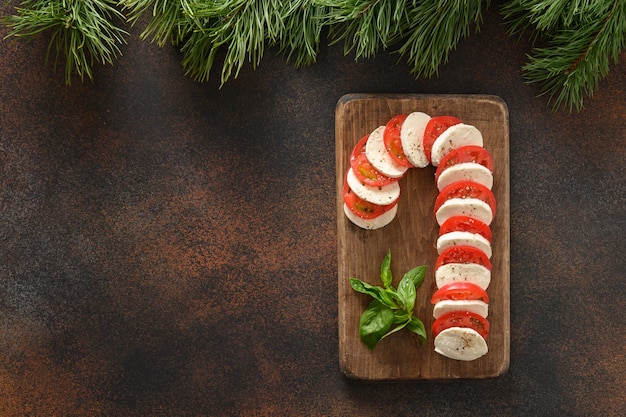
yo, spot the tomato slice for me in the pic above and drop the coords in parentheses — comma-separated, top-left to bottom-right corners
(349, 134, 398, 187)
(431, 282, 490, 304)
(342, 180, 397, 219)
(423, 116, 462, 162)
(435, 145, 494, 183)
(439, 215, 492, 243)
(432, 310, 490, 339)
(383, 114, 413, 168)
(434, 180, 496, 215)
(435, 245, 492, 271)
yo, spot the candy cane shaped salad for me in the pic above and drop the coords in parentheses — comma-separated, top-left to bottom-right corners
(342, 112, 496, 361)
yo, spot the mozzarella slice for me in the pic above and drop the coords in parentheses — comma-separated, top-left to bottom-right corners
(400, 111, 431, 168)
(343, 202, 398, 230)
(431, 124, 483, 166)
(435, 197, 493, 226)
(365, 126, 409, 178)
(435, 262, 491, 290)
(346, 167, 400, 206)
(437, 231, 492, 258)
(434, 327, 488, 361)
(437, 162, 493, 191)
(433, 299, 489, 319)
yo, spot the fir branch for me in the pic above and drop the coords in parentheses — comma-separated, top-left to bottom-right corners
(501, 0, 590, 37)
(178, 0, 291, 84)
(316, 0, 412, 60)
(126, 0, 326, 83)
(397, 0, 488, 78)
(277, 0, 326, 67)
(2, 0, 128, 85)
(503, 0, 626, 112)
(122, 0, 194, 47)
(2, 0, 624, 113)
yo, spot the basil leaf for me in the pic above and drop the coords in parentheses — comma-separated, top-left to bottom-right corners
(380, 250, 392, 289)
(402, 265, 427, 288)
(350, 251, 428, 350)
(380, 320, 409, 340)
(392, 310, 410, 324)
(349, 278, 397, 308)
(384, 287, 400, 308)
(406, 317, 427, 343)
(396, 273, 417, 313)
(359, 300, 394, 350)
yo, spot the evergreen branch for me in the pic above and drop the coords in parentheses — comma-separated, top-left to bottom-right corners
(2, 0, 128, 85)
(177, 23, 217, 83)
(316, 0, 412, 60)
(277, 0, 326, 67)
(122, 0, 194, 47)
(2, 0, 624, 113)
(177, 0, 291, 84)
(503, 0, 626, 112)
(397, 0, 488, 78)
(501, 0, 590, 37)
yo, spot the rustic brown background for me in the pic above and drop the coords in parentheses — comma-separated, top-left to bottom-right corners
(1, 2, 624, 416)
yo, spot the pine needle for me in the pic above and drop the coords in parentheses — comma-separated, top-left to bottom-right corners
(317, 0, 412, 60)
(3, 0, 128, 85)
(502, 0, 626, 112)
(123, 0, 193, 47)
(278, 1, 327, 67)
(177, 0, 290, 84)
(397, 0, 488, 78)
(2, 0, 624, 112)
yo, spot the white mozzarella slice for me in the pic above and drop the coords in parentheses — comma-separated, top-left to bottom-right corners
(435, 263, 491, 290)
(365, 126, 409, 178)
(435, 197, 493, 226)
(437, 162, 493, 191)
(431, 124, 483, 166)
(346, 167, 400, 206)
(434, 327, 488, 361)
(437, 231, 492, 258)
(343, 203, 398, 230)
(400, 111, 431, 168)
(432, 299, 489, 319)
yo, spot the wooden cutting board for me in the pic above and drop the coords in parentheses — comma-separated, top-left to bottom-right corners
(336, 94, 510, 380)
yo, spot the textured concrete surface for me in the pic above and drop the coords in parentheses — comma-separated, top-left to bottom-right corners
(1, 2, 625, 416)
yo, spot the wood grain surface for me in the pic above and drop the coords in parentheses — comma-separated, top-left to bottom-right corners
(336, 94, 510, 380)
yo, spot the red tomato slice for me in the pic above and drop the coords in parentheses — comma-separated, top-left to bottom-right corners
(423, 115, 462, 162)
(431, 282, 490, 304)
(435, 245, 492, 271)
(383, 114, 413, 168)
(434, 180, 496, 215)
(432, 310, 490, 339)
(342, 180, 397, 219)
(349, 134, 398, 187)
(439, 215, 492, 243)
(435, 145, 494, 183)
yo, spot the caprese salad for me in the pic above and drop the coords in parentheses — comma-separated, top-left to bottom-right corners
(342, 111, 496, 361)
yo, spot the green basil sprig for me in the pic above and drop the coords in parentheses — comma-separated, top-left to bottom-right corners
(350, 251, 427, 350)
